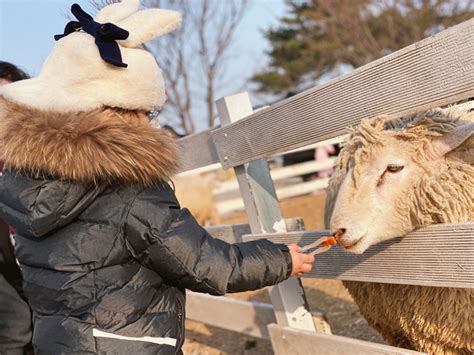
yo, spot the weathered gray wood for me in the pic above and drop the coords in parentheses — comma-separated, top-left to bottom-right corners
(211, 19, 474, 168)
(204, 218, 304, 244)
(177, 127, 219, 173)
(186, 292, 329, 339)
(268, 324, 425, 355)
(186, 292, 276, 339)
(216, 93, 317, 332)
(244, 222, 474, 288)
(282, 217, 305, 233)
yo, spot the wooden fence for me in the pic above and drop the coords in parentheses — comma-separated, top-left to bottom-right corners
(179, 19, 474, 354)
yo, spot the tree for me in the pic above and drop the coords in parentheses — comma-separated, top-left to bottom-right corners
(93, 0, 248, 134)
(253, 0, 474, 95)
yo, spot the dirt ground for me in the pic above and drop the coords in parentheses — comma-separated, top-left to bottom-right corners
(183, 192, 385, 354)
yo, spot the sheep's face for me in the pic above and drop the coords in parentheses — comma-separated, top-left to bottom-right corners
(327, 111, 473, 254)
(328, 135, 422, 254)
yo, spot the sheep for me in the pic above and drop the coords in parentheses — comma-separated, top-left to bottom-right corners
(324, 102, 473, 355)
(173, 174, 220, 226)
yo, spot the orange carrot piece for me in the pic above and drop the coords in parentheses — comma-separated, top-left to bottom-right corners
(323, 236, 337, 247)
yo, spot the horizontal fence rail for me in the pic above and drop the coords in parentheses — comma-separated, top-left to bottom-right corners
(186, 292, 329, 339)
(178, 134, 343, 175)
(209, 19, 474, 169)
(178, 128, 219, 173)
(244, 222, 474, 288)
(268, 325, 425, 355)
(186, 292, 276, 339)
(204, 218, 304, 243)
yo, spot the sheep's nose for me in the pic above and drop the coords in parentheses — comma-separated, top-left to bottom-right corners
(333, 228, 346, 239)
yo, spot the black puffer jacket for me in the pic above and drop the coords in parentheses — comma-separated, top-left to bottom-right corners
(0, 101, 292, 354)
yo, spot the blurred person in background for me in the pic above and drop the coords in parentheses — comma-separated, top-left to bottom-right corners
(314, 144, 338, 178)
(0, 61, 32, 355)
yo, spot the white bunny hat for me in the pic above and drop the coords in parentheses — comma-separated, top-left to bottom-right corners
(1, 0, 181, 112)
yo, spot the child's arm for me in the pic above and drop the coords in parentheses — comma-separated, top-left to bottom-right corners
(125, 184, 313, 295)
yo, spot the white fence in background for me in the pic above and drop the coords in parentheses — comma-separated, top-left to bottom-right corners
(178, 139, 343, 215)
(214, 156, 336, 214)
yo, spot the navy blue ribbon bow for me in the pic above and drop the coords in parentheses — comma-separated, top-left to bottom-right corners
(55, 4, 129, 68)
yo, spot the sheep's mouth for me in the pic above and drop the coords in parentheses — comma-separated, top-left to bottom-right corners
(340, 239, 361, 249)
(338, 233, 367, 251)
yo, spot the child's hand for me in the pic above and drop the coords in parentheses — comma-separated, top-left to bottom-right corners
(288, 244, 315, 277)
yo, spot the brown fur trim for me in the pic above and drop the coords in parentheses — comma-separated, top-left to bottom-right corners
(0, 98, 180, 186)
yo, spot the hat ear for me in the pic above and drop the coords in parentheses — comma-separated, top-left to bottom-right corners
(95, 0, 140, 24)
(117, 9, 182, 48)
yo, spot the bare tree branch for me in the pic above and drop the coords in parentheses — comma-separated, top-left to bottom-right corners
(191, 0, 249, 127)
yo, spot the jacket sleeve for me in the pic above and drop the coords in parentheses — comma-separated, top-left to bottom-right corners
(125, 183, 292, 295)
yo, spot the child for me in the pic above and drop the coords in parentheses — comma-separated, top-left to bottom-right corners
(0, 2, 314, 354)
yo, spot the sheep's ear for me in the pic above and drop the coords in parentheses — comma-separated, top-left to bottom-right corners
(426, 122, 473, 160)
(95, 0, 140, 24)
(118, 9, 182, 48)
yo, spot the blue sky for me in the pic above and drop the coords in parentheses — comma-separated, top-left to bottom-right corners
(0, 1, 287, 76)
(0, 0, 288, 130)
(0, 0, 96, 75)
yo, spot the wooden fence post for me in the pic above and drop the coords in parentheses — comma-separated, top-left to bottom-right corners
(216, 92, 316, 331)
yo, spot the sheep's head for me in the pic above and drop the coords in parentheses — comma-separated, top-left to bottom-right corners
(325, 105, 473, 254)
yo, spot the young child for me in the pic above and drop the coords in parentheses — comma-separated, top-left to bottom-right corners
(0, 2, 314, 354)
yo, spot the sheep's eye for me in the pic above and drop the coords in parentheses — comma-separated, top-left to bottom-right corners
(386, 164, 404, 173)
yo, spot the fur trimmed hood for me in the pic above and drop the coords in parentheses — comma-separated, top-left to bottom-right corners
(0, 98, 179, 186)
